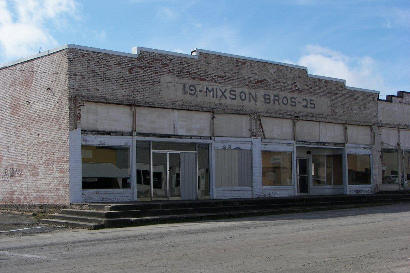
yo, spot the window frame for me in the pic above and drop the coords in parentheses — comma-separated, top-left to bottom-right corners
(347, 153, 372, 186)
(311, 154, 343, 187)
(381, 148, 399, 184)
(81, 144, 133, 190)
(261, 150, 293, 187)
(261, 143, 295, 189)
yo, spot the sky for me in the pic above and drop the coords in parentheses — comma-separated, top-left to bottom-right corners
(0, 0, 409, 98)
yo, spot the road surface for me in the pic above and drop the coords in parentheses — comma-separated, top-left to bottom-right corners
(1, 203, 410, 273)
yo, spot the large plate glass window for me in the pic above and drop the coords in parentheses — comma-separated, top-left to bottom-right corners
(382, 149, 399, 184)
(197, 144, 210, 199)
(406, 151, 410, 181)
(347, 154, 371, 185)
(262, 151, 292, 186)
(312, 155, 343, 186)
(82, 145, 131, 189)
(136, 142, 151, 199)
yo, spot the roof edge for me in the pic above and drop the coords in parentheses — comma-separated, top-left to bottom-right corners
(346, 86, 380, 94)
(135, 46, 197, 59)
(308, 74, 346, 83)
(0, 44, 384, 96)
(0, 45, 69, 70)
(194, 48, 307, 70)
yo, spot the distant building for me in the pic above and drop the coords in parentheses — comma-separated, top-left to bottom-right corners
(0, 45, 409, 204)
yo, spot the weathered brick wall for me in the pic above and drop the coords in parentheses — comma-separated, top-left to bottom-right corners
(67, 48, 379, 130)
(0, 51, 70, 204)
(385, 91, 410, 104)
(378, 94, 410, 128)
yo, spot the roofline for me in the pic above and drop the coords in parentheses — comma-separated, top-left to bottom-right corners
(0, 45, 69, 70)
(135, 46, 197, 59)
(194, 48, 307, 70)
(308, 74, 346, 83)
(346, 86, 380, 94)
(0, 43, 382, 95)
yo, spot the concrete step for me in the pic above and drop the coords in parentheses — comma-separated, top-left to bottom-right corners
(62, 202, 339, 219)
(40, 218, 104, 229)
(61, 209, 142, 219)
(49, 214, 105, 224)
(38, 194, 410, 230)
(102, 198, 340, 212)
(102, 202, 390, 228)
(98, 195, 409, 212)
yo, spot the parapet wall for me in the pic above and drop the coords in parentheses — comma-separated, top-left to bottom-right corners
(67, 46, 379, 131)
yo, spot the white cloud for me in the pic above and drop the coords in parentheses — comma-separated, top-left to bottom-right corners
(156, 6, 178, 20)
(0, 0, 77, 61)
(381, 7, 410, 29)
(196, 25, 245, 54)
(298, 45, 385, 92)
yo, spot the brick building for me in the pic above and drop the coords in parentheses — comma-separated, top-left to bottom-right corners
(0, 45, 409, 204)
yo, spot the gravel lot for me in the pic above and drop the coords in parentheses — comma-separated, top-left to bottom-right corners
(0, 203, 409, 273)
(0, 212, 67, 237)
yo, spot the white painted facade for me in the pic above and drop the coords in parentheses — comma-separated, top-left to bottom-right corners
(66, 101, 408, 203)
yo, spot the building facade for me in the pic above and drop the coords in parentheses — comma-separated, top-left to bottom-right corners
(0, 45, 409, 204)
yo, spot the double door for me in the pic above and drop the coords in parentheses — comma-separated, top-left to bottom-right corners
(152, 151, 197, 200)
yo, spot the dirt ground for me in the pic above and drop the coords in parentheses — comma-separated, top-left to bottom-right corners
(0, 212, 67, 236)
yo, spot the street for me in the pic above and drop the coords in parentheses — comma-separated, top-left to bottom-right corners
(1, 203, 410, 273)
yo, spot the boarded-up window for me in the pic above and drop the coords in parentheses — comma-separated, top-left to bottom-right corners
(262, 151, 292, 186)
(215, 149, 252, 187)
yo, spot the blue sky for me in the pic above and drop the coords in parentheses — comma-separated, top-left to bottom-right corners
(0, 0, 409, 98)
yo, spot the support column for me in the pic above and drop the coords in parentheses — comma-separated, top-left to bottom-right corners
(343, 146, 348, 195)
(69, 128, 83, 203)
(132, 136, 137, 200)
(252, 137, 262, 198)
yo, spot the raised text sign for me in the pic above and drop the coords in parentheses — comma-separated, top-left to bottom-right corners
(161, 76, 330, 114)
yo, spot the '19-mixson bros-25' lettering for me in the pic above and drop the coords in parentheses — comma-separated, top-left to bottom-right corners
(182, 83, 316, 109)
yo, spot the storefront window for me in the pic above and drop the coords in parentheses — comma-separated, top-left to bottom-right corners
(262, 151, 292, 186)
(382, 149, 399, 184)
(348, 154, 371, 185)
(329, 155, 343, 185)
(82, 145, 131, 189)
(215, 149, 252, 187)
(312, 155, 326, 186)
(405, 151, 410, 182)
(136, 142, 151, 199)
(197, 144, 210, 198)
(312, 155, 343, 186)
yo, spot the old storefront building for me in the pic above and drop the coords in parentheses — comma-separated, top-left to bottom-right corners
(0, 45, 409, 204)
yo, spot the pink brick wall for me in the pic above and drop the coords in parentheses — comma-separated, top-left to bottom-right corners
(0, 51, 70, 204)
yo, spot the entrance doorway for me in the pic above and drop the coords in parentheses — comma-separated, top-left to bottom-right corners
(152, 151, 197, 200)
(297, 158, 309, 194)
